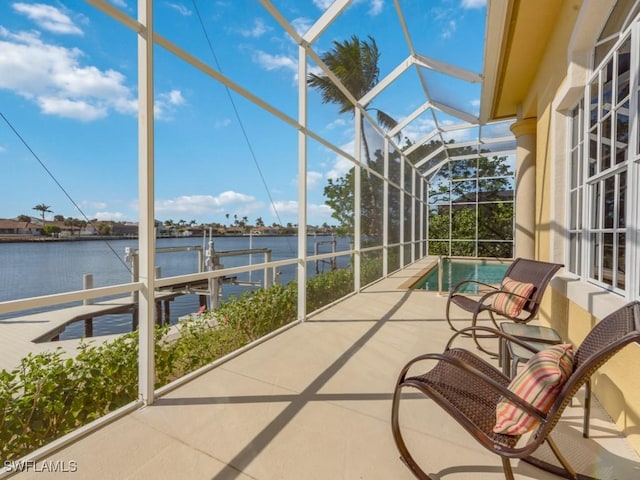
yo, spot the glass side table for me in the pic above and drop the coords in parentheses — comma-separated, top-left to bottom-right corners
(499, 322, 592, 438)
(499, 322, 562, 378)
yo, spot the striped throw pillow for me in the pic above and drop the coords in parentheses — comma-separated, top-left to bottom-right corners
(494, 343, 574, 435)
(492, 277, 535, 317)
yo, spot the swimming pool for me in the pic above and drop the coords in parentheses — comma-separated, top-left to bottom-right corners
(413, 258, 509, 293)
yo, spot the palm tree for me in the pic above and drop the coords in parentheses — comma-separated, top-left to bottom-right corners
(307, 35, 399, 239)
(307, 35, 399, 167)
(32, 204, 52, 230)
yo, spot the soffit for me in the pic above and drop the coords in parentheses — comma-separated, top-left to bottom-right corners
(482, 0, 564, 121)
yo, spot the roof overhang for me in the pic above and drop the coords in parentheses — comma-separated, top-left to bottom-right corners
(480, 0, 564, 122)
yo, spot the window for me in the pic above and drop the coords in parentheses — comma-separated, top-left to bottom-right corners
(568, 15, 635, 294)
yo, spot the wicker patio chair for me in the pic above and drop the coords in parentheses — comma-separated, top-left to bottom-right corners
(391, 301, 640, 480)
(445, 257, 563, 355)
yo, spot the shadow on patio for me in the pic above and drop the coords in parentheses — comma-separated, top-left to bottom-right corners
(10, 260, 640, 480)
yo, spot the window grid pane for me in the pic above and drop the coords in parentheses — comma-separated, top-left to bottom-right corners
(569, 28, 633, 293)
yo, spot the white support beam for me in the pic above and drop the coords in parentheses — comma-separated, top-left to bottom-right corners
(414, 145, 444, 169)
(413, 53, 483, 83)
(389, 100, 432, 138)
(422, 159, 450, 179)
(394, 0, 416, 56)
(297, 44, 308, 322)
(137, 0, 155, 406)
(440, 121, 478, 132)
(399, 151, 405, 268)
(431, 100, 480, 124)
(259, 0, 304, 46)
(419, 175, 425, 257)
(479, 149, 517, 159)
(411, 163, 416, 263)
(446, 139, 481, 149)
(480, 135, 517, 144)
(360, 56, 413, 107)
(303, 0, 352, 44)
(383, 138, 389, 277)
(85, 0, 142, 32)
(354, 109, 362, 292)
(403, 130, 440, 156)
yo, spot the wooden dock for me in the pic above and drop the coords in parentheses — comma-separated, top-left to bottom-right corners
(0, 287, 206, 373)
(0, 298, 134, 372)
(0, 242, 274, 372)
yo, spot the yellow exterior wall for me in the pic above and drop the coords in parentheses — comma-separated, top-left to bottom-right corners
(517, 0, 640, 453)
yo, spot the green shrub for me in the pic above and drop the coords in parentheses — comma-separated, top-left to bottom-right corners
(0, 334, 139, 462)
(306, 267, 354, 312)
(0, 263, 370, 462)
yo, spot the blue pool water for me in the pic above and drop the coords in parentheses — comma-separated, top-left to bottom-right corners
(414, 258, 509, 293)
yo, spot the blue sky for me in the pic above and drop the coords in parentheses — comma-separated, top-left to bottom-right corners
(0, 0, 487, 227)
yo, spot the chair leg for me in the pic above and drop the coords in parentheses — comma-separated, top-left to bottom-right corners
(471, 313, 499, 357)
(522, 435, 582, 480)
(583, 379, 592, 438)
(445, 297, 462, 333)
(391, 385, 435, 480)
(510, 356, 521, 379)
(501, 457, 515, 480)
(547, 435, 578, 479)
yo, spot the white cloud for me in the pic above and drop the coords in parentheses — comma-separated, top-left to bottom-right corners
(268, 200, 332, 225)
(368, 0, 384, 16)
(461, 0, 486, 9)
(252, 50, 300, 82)
(83, 201, 108, 210)
(0, 28, 137, 121)
(215, 118, 232, 128)
(271, 200, 298, 217)
(94, 211, 127, 221)
(253, 51, 296, 72)
(155, 89, 186, 120)
(166, 90, 185, 105)
(155, 192, 261, 217)
(441, 20, 457, 39)
(401, 116, 437, 143)
(326, 118, 347, 130)
(166, 2, 192, 16)
(307, 171, 324, 189)
(326, 151, 354, 181)
(308, 203, 333, 221)
(0, 145, 6, 154)
(38, 96, 107, 120)
(313, 0, 384, 15)
(12, 2, 83, 35)
(240, 18, 271, 38)
(291, 17, 312, 36)
(312, 0, 334, 9)
(109, 0, 129, 7)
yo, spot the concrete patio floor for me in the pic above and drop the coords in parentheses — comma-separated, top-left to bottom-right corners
(8, 259, 640, 479)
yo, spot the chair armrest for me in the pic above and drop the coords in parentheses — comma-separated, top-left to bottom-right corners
(449, 279, 498, 296)
(396, 351, 548, 424)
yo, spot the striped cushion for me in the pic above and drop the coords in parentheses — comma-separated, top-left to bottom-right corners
(492, 277, 535, 317)
(494, 343, 574, 435)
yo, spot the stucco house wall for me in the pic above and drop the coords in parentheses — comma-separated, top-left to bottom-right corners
(513, 0, 640, 453)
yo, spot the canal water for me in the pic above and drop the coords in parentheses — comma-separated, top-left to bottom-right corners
(0, 235, 352, 339)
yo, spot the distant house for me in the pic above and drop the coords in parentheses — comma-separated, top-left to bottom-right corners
(223, 227, 244, 236)
(47, 220, 75, 237)
(0, 219, 41, 235)
(111, 222, 139, 236)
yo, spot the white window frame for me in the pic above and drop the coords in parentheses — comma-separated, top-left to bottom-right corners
(568, 17, 640, 300)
